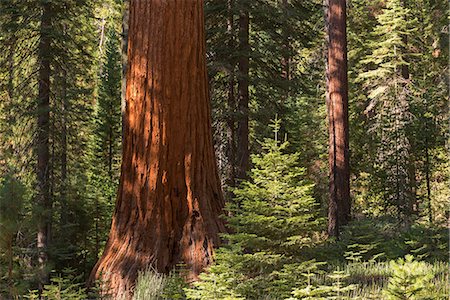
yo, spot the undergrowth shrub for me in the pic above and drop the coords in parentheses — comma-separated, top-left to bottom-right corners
(132, 268, 166, 300)
(384, 255, 445, 300)
(25, 268, 87, 300)
(290, 269, 358, 299)
(131, 267, 187, 300)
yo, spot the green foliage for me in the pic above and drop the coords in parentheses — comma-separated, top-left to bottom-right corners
(184, 263, 245, 300)
(340, 218, 400, 263)
(0, 0, 448, 298)
(131, 267, 187, 300)
(161, 271, 188, 300)
(86, 21, 122, 262)
(290, 258, 448, 300)
(325, 218, 449, 264)
(205, 0, 327, 205)
(229, 119, 322, 252)
(350, 0, 448, 222)
(0, 174, 31, 298)
(132, 268, 166, 300)
(358, 0, 417, 218)
(188, 122, 323, 299)
(291, 269, 358, 300)
(26, 269, 87, 300)
(403, 225, 448, 261)
(384, 255, 434, 300)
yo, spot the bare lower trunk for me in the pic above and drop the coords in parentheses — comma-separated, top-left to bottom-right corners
(90, 1, 225, 297)
(326, 0, 350, 237)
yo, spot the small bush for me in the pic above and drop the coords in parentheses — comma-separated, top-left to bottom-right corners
(131, 267, 187, 300)
(25, 268, 87, 300)
(384, 255, 435, 300)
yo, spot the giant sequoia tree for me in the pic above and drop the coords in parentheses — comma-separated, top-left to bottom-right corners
(90, 0, 225, 296)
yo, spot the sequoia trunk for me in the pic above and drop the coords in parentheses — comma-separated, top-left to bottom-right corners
(326, 0, 350, 237)
(90, 0, 225, 297)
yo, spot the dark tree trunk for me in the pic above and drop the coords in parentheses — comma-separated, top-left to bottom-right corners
(326, 0, 350, 238)
(425, 133, 432, 223)
(236, 8, 250, 181)
(61, 68, 67, 224)
(37, 2, 52, 292)
(225, 0, 236, 199)
(279, 0, 290, 138)
(90, 0, 225, 297)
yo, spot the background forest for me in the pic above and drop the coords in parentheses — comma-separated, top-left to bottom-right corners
(0, 0, 448, 299)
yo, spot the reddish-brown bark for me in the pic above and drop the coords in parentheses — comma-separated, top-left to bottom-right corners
(326, 0, 350, 237)
(90, 0, 225, 297)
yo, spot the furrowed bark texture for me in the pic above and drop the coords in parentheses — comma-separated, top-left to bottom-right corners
(90, 0, 225, 296)
(327, 0, 350, 237)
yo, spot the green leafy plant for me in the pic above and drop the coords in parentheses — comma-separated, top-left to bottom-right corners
(384, 255, 434, 300)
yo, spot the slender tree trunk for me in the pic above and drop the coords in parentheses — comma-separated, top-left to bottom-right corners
(61, 68, 67, 227)
(236, 7, 250, 181)
(7, 236, 13, 296)
(279, 0, 290, 138)
(424, 124, 432, 223)
(90, 1, 225, 297)
(326, 0, 350, 237)
(225, 0, 236, 199)
(7, 181, 14, 297)
(37, 2, 52, 292)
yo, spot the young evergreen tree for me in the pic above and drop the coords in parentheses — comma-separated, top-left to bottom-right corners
(188, 120, 323, 299)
